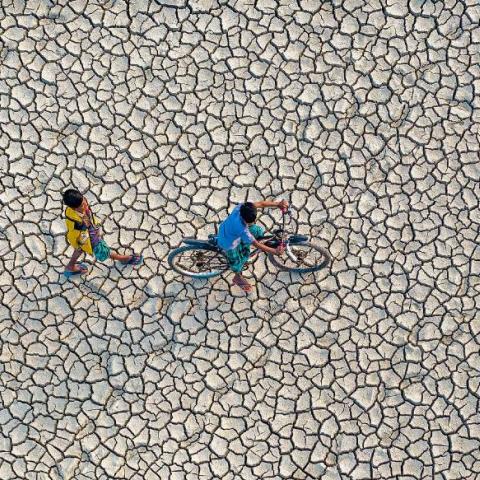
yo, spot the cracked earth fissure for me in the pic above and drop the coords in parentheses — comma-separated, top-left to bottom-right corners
(1, 1, 480, 479)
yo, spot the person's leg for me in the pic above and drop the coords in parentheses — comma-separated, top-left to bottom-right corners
(66, 249, 87, 272)
(249, 224, 265, 239)
(232, 272, 252, 292)
(110, 252, 132, 262)
(246, 224, 265, 262)
(226, 244, 252, 293)
(110, 251, 143, 265)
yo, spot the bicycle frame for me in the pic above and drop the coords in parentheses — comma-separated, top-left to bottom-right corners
(278, 207, 309, 263)
(249, 207, 309, 261)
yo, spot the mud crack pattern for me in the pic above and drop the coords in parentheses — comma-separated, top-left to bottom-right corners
(1, 1, 480, 479)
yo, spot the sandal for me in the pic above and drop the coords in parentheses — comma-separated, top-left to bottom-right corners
(121, 254, 143, 266)
(64, 262, 88, 278)
(233, 274, 252, 293)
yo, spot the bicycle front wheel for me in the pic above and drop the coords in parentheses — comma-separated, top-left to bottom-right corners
(168, 246, 228, 279)
(268, 242, 330, 273)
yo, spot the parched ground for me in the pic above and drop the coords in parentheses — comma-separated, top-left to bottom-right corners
(1, 1, 480, 479)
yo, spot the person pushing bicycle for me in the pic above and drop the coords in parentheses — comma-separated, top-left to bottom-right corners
(217, 200, 288, 293)
(168, 201, 329, 281)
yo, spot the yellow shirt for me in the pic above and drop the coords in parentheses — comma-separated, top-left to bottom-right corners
(64, 207, 99, 255)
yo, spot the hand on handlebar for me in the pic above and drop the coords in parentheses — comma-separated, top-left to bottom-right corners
(276, 244, 286, 256)
(279, 200, 289, 213)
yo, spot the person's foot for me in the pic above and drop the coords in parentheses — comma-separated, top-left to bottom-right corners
(232, 274, 252, 293)
(120, 254, 143, 266)
(64, 263, 88, 276)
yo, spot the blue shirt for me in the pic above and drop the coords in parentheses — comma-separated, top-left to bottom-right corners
(217, 204, 254, 251)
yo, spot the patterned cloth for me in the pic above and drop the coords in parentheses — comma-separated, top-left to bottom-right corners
(85, 206, 110, 261)
(64, 206, 95, 255)
(92, 239, 110, 261)
(65, 205, 110, 261)
(87, 223, 102, 248)
(223, 224, 264, 272)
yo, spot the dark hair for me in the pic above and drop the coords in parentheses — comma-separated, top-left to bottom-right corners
(240, 202, 257, 224)
(63, 189, 83, 208)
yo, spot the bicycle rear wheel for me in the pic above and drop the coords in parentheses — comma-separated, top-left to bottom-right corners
(268, 242, 330, 273)
(168, 246, 228, 279)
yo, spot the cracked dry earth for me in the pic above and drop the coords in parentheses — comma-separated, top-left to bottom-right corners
(0, 1, 480, 479)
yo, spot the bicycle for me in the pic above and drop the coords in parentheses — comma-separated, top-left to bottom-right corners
(167, 208, 330, 279)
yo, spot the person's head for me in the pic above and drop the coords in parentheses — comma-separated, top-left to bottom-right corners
(63, 189, 85, 210)
(240, 202, 257, 225)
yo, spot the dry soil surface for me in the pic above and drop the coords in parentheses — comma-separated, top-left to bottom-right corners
(1, 1, 480, 479)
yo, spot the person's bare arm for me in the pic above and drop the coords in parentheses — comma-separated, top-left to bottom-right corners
(253, 200, 289, 210)
(252, 239, 284, 256)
